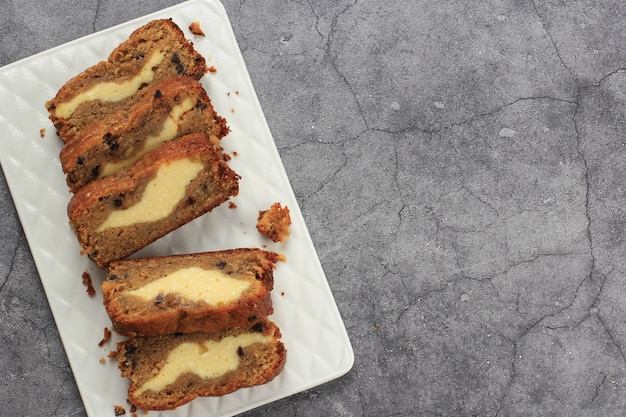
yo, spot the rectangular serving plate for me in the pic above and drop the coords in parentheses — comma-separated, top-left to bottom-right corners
(0, 1, 354, 416)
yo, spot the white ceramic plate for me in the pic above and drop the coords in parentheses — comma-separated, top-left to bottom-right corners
(0, 1, 354, 416)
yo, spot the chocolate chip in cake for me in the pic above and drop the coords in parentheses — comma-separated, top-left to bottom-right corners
(113, 198, 123, 207)
(77, 156, 84, 165)
(91, 165, 100, 178)
(171, 52, 185, 75)
(247, 314, 257, 322)
(251, 322, 264, 333)
(237, 346, 244, 357)
(155, 294, 164, 305)
(154, 89, 162, 99)
(103, 133, 119, 151)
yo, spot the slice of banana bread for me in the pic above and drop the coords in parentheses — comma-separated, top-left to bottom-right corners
(117, 320, 286, 410)
(67, 133, 239, 268)
(46, 19, 207, 142)
(59, 76, 229, 193)
(102, 249, 284, 336)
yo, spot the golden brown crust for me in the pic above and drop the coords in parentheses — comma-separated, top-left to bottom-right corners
(188, 22, 205, 37)
(59, 76, 229, 193)
(257, 202, 292, 243)
(117, 320, 286, 410)
(47, 19, 207, 143)
(102, 249, 284, 336)
(67, 134, 239, 268)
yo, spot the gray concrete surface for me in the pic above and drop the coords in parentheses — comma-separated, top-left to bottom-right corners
(1, 0, 625, 416)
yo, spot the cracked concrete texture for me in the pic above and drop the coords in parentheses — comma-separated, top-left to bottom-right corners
(0, 0, 625, 416)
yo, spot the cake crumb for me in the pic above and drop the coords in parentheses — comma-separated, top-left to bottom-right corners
(99, 357, 106, 364)
(256, 202, 291, 243)
(189, 21, 205, 36)
(108, 349, 119, 359)
(229, 201, 237, 209)
(113, 405, 126, 416)
(99, 327, 112, 347)
(233, 151, 238, 157)
(223, 152, 232, 162)
(39, 128, 46, 138)
(231, 107, 235, 113)
(82, 271, 96, 297)
(208, 65, 217, 73)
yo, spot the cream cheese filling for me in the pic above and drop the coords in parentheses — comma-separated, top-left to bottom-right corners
(99, 97, 195, 177)
(55, 51, 166, 118)
(135, 333, 269, 395)
(124, 267, 251, 304)
(96, 158, 203, 231)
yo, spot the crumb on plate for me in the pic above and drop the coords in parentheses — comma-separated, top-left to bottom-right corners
(82, 271, 96, 297)
(256, 202, 291, 243)
(98, 327, 112, 347)
(189, 21, 205, 36)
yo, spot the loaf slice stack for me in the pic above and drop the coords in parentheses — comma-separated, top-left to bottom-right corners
(46, 19, 208, 143)
(47, 19, 239, 268)
(105, 249, 286, 410)
(46, 18, 287, 411)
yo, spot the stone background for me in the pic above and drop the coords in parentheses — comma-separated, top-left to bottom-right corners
(1, 0, 625, 416)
